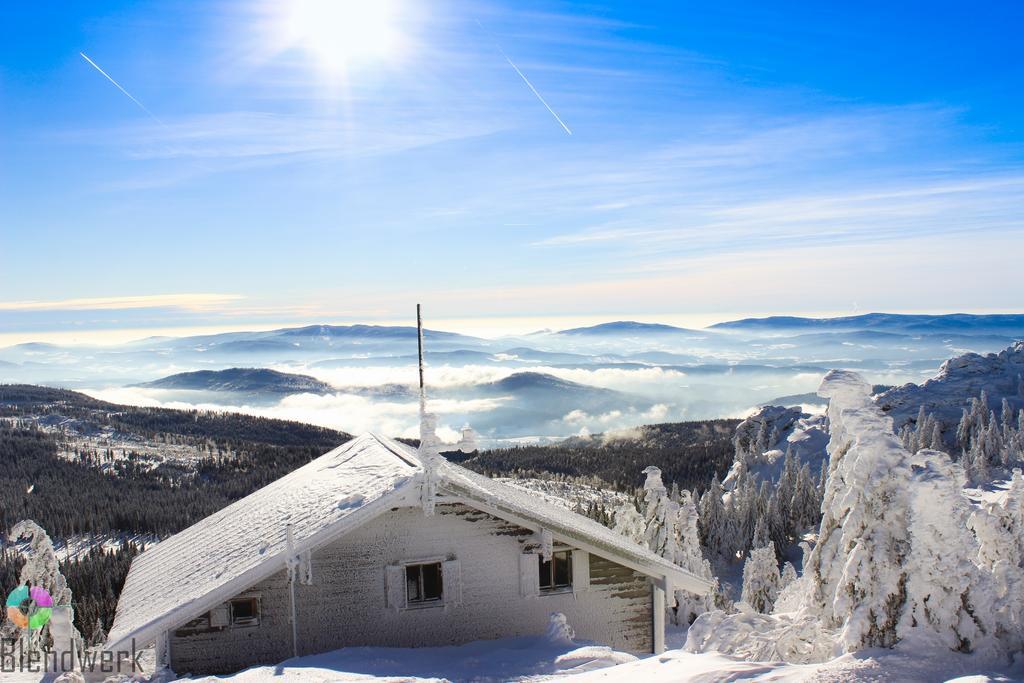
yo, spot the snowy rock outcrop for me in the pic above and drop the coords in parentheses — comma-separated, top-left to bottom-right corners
(723, 405, 828, 491)
(876, 341, 1024, 436)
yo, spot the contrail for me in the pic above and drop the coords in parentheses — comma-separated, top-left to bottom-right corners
(476, 21, 572, 136)
(79, 52, 161, 123)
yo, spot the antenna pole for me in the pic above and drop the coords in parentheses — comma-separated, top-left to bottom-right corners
(417, 304, 425, 404)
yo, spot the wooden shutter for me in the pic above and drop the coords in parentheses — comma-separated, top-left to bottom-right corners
(572, 550, 590, 594)
(209, 604, 230, 628)
(519, 553, 539, 598)
(442, 559, 462, 607)
(385, 564, 406, 611)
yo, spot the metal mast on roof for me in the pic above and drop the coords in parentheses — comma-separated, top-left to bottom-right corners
(416, 304, 440, 516)
(417, 303, 426, 411)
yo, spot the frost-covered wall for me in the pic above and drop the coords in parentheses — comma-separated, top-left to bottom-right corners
(169, 503, 653, 675)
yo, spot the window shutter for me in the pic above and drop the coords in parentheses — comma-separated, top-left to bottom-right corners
(572, 550, 590, 594)
(209, 604, 230, 628)
(519, 553, 539, 598)
(386, 564, 407, 611)
(442, 559, 462, 607)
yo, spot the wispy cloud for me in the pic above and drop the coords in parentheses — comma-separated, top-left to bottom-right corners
(68, 109, 508, 190)
(523, 106, 1024, 258)
(0, 293, 243, 312)
(119, 111, 502, 162)
(535, 174, 1024, 250)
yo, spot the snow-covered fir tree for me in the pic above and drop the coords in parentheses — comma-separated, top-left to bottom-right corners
(612, 493, 645, 544)
(969, 468, 1024, 651)
(698, 475, 728, 557)
(807, 371, 912, 651)
(617, 467, 717, 624)
(9, 520, 84, 657)
(779, 561, 798, 592)
(741, 542, 781, 614)
(671, 488, 716, 624)
(899, 450, 997, 656)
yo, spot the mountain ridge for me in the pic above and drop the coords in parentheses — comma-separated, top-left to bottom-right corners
(135, 368, 334, 395)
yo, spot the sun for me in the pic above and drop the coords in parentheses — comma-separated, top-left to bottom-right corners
(280, 0, 402, 72)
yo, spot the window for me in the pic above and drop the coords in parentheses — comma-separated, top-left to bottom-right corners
(539, 550, 573, 591)
(406, 562, 443, 604)
(230, 597, 260, 627)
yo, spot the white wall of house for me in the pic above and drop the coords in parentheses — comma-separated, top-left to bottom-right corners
(168, 503, 654, 675)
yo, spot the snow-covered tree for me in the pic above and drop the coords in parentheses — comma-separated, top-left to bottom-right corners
(741, 542, 781, 614)
(698, 475, 728, 557)
(612, 497, 645, 545)
(618, 467, 717, 624)
(751, 515, 769, 551)
(779, 562, 798, 592)
(91, 618, 106, 647)
(898, 450, 998, 656)
(792, 463, 822, 532)
(806, 370, 912, 651)
(671, 489, 716, 624)
(776, 447, 798, 527)
(9, 520, 83, 657)
(641, 466, 675, 557)
(969, 468, 1024, 650)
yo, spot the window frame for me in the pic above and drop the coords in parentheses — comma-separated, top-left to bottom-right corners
(229, 596, 261, 628)
(538, 550, 573, 593)
(404, 560, 445, 608)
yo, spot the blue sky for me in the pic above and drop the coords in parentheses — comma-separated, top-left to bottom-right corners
(2, 0, 1023, 342)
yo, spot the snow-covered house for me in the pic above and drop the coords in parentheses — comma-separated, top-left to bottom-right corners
(104, 431, 713, 676)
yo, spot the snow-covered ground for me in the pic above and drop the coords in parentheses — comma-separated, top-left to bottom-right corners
(159, 637, 1022, 683)
(4, 638, 1021, 683)
(177, 634, 634, 683)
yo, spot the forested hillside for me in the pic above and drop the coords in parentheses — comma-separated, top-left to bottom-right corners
(0, 385, 351, 537)
(456, 419, 739, 493)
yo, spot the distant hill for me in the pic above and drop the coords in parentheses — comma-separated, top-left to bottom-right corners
(481, 371, 616, 394)
(135, 368, 334, 395)
(273, 324, 472, 341)
(140, 324, 487, 357)
(712, 313, 1024, 336)
(440, 372, 649, 437)
(554, 321, 706, 336)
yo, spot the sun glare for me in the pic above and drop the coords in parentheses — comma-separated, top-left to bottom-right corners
(281, 0, 401, 72)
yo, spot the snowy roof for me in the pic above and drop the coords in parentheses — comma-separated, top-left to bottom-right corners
(106, 433, 420, 653)
(107, 433, 712, 654)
